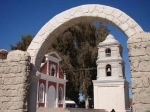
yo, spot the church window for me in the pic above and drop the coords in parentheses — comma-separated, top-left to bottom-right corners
(51, 67, 55, 76)
(58, 87, 63, 103)
(106, 64, 111, 76)
(39, 83, 44, 103)
(105, 48, 111, 57)
(50, 65, 56, 76)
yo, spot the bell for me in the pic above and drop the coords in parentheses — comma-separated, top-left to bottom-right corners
(107, 68, 111, 72)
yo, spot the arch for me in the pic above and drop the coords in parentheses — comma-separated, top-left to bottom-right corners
(105, 48, 111, 57)
(26, 4, 145, 112)
(39, 83, 45, 103)
(58, 87, 63, 104)
(27, 4, 143, 70)
(106, 64, 111, 76)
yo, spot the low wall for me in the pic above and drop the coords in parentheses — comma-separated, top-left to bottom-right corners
(0, 50, 30, 112)
(127, 32, 150, 112)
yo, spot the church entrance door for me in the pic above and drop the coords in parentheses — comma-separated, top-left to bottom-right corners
(47, 85, 56, 108)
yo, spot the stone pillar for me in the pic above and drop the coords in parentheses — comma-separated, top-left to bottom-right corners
(28, 67, 40, 112)
(0, 50, 30, 112)
(127, 32, 150, 112)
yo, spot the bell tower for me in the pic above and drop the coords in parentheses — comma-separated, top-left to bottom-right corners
(93, 34, 130, 112)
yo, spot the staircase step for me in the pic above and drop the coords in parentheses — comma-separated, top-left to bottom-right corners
(67, 108, 108, 112)
(37, 107, 70, 112)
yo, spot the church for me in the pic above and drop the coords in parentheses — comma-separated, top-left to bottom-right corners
(93, 34, 130, 112)
(37, 52, 67, 108)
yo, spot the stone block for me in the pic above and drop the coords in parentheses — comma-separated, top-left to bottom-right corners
(112, 9, 122, 18)
(95, 5, 104, 13)
(15, 76, 27, 84)
(91, 10, 99, 16)
(140, 89, 150, 103)
(131, 72, 143, 78)
(139, 61, 150, 72)
(118, 12, 129, 23)
(88, 5, 96, 13)
(132, 88, 142, 93)
(126, 18, 137, 28)
(132, 78, 143, 88)
(120, 23, 129, 31)
(6, 90, 17, 97)
(129, 48, 146, 57)
(1, 97, 11, 102)
(132, 92, 140, 104)
(5, 85, 18, 90)
(103, 6, 114, 15)
(142, 77, 150, 88)
(3, 73, 15, 78)
(105, 15, 114, 21)
(125, 27, 136, 37)
(146, 46, 150, 55)
(4, 78, 15, 85)
(0, 90, 5, 96)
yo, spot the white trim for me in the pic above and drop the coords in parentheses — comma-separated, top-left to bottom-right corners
(56, 83, 58, 108)
(47, 60, 49, 75)
(45, 79, 48, 107)
(40, 73, 68, 84)
(45, 52, 62, 61)
(63, 84, 66, 108)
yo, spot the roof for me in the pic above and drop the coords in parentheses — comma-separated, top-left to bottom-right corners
(0, 49, 8, 54)
(98, 34, 120, 46)
(45, 52, 62, 61)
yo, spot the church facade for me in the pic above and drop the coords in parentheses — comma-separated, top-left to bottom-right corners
(37, 52, 67, 108)
(93, 34, 130, 112)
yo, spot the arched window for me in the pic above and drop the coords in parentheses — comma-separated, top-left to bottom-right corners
(105, 48, 111, 57)
(58, 87, 63, 103)
(39, 83, 45, 103)
(106, 64, 111, 76)
(50, 64, 56, 76)
(51, 67, 55, 76)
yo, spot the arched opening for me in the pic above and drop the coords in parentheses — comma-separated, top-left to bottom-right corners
(39, 83, 45, 103)
(106, 64, 111, 76)
(51, 67, 55, 76)
(26, 4, 144, 112)
(50, 65, 56, 76)
(105, 48, 111, 57)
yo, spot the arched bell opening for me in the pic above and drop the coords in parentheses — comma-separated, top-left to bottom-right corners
(106, 64, 111, 76)
(105, 48, 111, 57)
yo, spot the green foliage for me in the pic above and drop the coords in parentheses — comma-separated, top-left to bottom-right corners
(49, 21, 110, 102)
(10, 34, 33, 51)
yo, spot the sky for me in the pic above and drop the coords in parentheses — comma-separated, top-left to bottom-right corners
(0, 0, 150, 97)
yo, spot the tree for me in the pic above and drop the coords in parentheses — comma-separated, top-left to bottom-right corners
(49, 21, 110, 107)
(10, 34, 33, 51)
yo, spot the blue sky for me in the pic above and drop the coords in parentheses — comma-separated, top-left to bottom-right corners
(0, 0, 150, 97)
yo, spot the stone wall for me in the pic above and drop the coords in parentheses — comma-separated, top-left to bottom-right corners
(127, 32, 150, 112)
(0, 50, 30, 112)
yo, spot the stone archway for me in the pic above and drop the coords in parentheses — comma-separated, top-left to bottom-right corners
(27, 4, 150, 112)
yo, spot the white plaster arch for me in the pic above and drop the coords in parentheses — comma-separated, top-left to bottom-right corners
(27, 4, 144, 70)
(27, 4, 147, 112)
